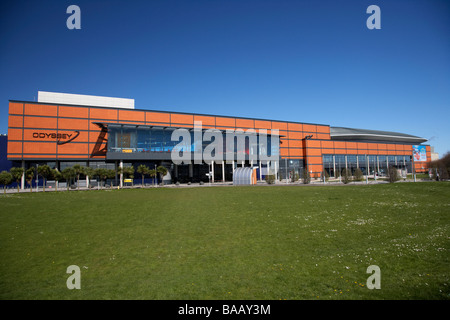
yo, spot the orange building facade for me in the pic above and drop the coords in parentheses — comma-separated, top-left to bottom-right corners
(7, 99, 431, 185)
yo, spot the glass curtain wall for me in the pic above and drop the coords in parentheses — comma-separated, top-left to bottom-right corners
(107, 125, 279, 159)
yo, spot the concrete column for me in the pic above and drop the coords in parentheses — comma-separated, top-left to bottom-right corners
(274, 160, 278, 182)
(366, 155, 370, 177)
(189, 163, 193, 181)
(222, 161, 225, 182)
(21, 160, 25, 190)
(259, 161, 262, 181)
(119, 160, 123, 188)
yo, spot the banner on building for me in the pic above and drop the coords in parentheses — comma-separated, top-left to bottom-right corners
(413, 145, 427, 162)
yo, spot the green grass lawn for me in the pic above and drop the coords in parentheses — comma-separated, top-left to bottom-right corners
(1, 182, 449, 300)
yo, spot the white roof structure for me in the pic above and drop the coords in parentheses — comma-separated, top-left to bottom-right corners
(37, 91, 135, 109)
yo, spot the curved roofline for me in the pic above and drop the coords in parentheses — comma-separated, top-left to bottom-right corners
(330, 127, 427, 144)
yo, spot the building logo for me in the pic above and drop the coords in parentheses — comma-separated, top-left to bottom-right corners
(32, 131, 80, 145)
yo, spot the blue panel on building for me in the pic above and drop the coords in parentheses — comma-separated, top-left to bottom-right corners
(0, 135, 13, 172)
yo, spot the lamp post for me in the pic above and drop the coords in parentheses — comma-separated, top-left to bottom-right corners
(36, 164, 39, 192)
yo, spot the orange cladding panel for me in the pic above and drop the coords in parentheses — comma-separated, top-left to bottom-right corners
(288, 123, 302, 131)
(316, 125, 330, 134)
(254, 120, 271, 130)
(289, 140, 303, 148)
(9, 102, 24, 115)
(194, 115, 215, 126)
(171, 113, 193, 125)
(289, 148, 304, 157)
(9, 115, 23, 128)
(307, 148, 322, 156)
(316, 133, 331, 140)
(24, 104, 57, 117)
(23, 142, 56, 154)
(90, 108, 118, 120)
(288, 131, 302, 140)
(58, 106, 89, 118)
(307, 140, 321, 148)
(271, 121, 287, 130)
(308, 157, 323, 164)
(7, 128, 23, 140)
(215, 117, 235, 127)
(7, 141, 22, 154)
(24, 116, 57, 129)
(321, 141, 334, 148)
(236, 118, 254, 128)
(334, 141, 346, 149)
(58, 118, 89, 130)
(119, 110, 145, 122)
(303, 124, 316, 133)
(58, 143, 89, 154)
(146, 112, 170, 123)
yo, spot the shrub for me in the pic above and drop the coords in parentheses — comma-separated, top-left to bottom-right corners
(341, 168, 351, 184)
(387, 167, 400, 183)
(354, 168, 364, 182)
(291, 170, 299, 182)
(265, 174, 276, 184)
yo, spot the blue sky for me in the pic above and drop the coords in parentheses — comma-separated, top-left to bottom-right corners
(1, 0, 449, 156)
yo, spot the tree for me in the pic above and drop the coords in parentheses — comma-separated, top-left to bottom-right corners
(84, 166, 95, 189)
(10, 167, 24, 193)
(302, 169, 311, 184)
(156, 166, 168, 186)
(51, 169, 63, 192)
(94, 168, 107, 190)
(61, 167, 76, 191)
(107, 169, 116, 188)
(0, 171, 13, 194)
(137, 165, 149, 187)
(322, 170, 330, 182)
(37, 164, 52, 192)
(123, 166, 135, 179)
(387, 166, 400, 183)
(25, 167, 35, 192)
(72, 164, 84, 190)
(148, 169, 157, 186)
(94, 168, 115, 189)
(430, 151, 450, 181)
